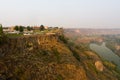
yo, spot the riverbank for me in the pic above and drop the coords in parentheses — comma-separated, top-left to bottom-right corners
(90, 42, 120, 68)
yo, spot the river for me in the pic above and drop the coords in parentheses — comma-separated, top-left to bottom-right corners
(90, 42, 120, 68)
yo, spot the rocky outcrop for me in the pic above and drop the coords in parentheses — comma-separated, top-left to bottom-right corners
(95, 61, 104, 72)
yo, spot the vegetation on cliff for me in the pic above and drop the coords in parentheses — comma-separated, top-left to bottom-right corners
(0, 24, 8, 45)
(0, 32, 120, 80)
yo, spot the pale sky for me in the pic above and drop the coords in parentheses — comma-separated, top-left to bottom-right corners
(0, 0, 120, 28)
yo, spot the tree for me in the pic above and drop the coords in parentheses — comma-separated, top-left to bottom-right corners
(19, 26, 24, 32)
(40, 25, 45, 31)
(27, 26, 31, 31)
(0, 24, 4, 44)
(0, 24, 3, 36)
(14, 26, 19, 31)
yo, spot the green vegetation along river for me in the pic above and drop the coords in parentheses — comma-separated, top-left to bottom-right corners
(90, 42, 120, 68)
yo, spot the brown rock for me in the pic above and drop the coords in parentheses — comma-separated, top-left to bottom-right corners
(95, 61, 104, 72)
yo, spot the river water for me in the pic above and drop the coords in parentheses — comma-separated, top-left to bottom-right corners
(90, 42, 120, 68)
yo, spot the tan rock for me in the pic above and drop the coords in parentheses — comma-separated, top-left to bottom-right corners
(95, 61, 104, 72)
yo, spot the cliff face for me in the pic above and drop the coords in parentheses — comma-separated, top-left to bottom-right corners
(0, 35, 119, 80)
(0, 35, 58, 55)
(0, 35, 88, 80)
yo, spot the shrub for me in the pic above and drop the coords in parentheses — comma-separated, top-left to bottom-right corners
(103, 61, 116, 70)
(57, 74, 63, 80)
(53, 48, 61, 63)
(59, 35, 68, 44)
(69, 48, 80, 62)
(42, 50, 48, 55)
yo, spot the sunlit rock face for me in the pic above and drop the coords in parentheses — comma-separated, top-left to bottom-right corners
(95, 61, 104, 72)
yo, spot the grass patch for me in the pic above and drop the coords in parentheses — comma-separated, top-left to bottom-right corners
(57, 74, 63, 80)
(53, 48, 61, 63)
(69, 48, 81, 62)
(6, 33, 23, 38)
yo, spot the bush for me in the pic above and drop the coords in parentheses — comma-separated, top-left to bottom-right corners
(103, 61, 116, 70)
(0, 35, 7, 45)
(69, 48, 80, 62)
(42, 50, 48, 55)
(53, 48, 61, 63)
(57, 74, 63, 80)
(59, 35, 68, 44)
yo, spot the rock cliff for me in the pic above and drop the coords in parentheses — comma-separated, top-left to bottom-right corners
(0, 34, 119, 80)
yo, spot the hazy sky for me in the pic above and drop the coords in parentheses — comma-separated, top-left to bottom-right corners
(0, 0, 120, 28)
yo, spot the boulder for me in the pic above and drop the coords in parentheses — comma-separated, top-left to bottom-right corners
(95, 61, 104, 72)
